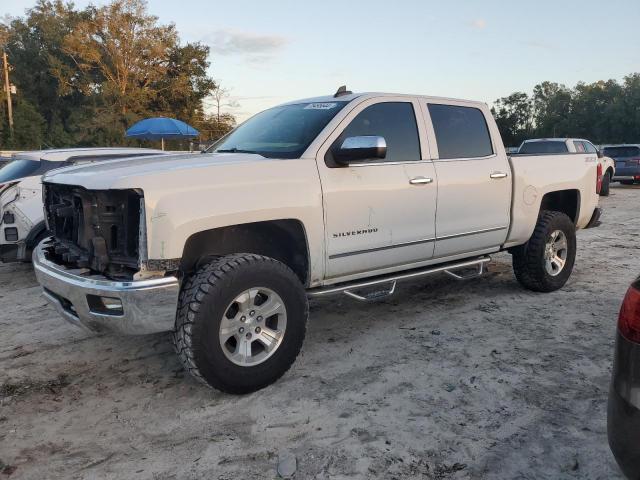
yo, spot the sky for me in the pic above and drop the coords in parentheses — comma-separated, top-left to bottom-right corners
(4, 0, 640, 121)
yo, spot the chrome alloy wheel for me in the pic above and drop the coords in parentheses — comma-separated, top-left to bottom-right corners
(219, 287, 287, 366)
(544, 230, 568, 277)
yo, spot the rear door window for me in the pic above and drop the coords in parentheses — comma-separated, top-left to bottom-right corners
(427, 104, 494, 159)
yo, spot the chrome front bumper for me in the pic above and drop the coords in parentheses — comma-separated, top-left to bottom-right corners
(33, 244, 180, 335)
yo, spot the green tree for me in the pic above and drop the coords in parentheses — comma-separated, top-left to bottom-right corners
(1, 0, 220, 149)
(570, 80, 625, 143)
(148, 43, 216, 125)
(620, 73, 640, 143)
(10, 99, 47, 149)
(4, 1, 90, 147)
(532, 81, 572, 138)
(492, 92, 533, 147)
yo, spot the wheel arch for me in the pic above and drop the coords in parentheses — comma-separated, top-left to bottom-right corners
(539, 189, 580, 224)
(180, 219, 311, 286)
(25, 221, 49, 249)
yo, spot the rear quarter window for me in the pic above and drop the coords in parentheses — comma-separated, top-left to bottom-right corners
(427, 104, 494, 159)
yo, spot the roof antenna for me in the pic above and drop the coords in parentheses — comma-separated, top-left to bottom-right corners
(334, 85, 352, 98)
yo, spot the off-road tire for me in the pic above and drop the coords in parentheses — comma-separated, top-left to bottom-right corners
(512, 210, 576, 292)
(173, 253, 308, 394)
(600, 171, 611, 196)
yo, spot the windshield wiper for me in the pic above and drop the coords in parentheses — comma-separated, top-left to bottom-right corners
(215, 148, 260, 154)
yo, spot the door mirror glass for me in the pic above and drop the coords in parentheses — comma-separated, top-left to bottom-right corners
(333, 136, 387, 164)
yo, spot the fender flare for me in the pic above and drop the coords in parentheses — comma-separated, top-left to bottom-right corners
(25, 221, 49, 248)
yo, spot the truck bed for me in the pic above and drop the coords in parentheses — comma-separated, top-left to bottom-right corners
(504, 153, 599, 248)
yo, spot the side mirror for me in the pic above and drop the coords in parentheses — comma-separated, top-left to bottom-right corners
(597, 149, 604, 158)
(333, 136, 387, 165)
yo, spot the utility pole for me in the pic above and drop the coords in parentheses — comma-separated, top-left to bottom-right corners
(2, 51, 13, 136)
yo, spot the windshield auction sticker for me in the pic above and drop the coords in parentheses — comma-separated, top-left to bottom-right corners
(304, 103, 338, 110)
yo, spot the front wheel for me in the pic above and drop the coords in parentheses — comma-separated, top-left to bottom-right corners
(173, 253, 308, 393)
(512, 210, 576, 292)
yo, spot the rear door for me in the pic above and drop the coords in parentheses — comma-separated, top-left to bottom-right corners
(316, 97, 438, 279)
(423, 102, 512, 258)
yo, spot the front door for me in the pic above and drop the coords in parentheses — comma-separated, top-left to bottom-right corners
(316, 98, 438, 279)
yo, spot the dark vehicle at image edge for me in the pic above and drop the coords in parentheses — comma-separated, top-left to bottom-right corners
(603, 145, 640, 184)
(608, 275, 640, 479)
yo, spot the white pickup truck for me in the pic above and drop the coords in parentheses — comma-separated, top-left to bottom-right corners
(33, 89, 602, 393)
(518, 138, 615, 196)
(0, 148, 164, 263)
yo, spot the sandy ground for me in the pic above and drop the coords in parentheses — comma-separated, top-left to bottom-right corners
(1, 185, 639, 480)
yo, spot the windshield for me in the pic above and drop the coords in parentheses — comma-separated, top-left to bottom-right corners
(0, 159, 63, 183)
(518, 141, 568, 154)
(603, 146, 640, 158)
(210, 101, 348, 159)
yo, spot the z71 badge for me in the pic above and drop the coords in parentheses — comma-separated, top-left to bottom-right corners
(333, 228, 378, 238)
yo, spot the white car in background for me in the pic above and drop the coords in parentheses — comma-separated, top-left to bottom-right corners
(518, 138, 615, 196)
(0, 148, 165, 263)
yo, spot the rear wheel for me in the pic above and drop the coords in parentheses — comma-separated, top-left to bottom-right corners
(173, 253, 308, 393)
(512, 210, 576, 292)
(621, 180, 635, 185)
(600, 171, 611, 196)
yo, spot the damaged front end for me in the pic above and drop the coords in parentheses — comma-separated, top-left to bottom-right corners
(43, 183, 144, 280)
(34, 183, 179, 334)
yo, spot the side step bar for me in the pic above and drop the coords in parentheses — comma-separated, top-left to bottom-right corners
(307, 256, 491, 301)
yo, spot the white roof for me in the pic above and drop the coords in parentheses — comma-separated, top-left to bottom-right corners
(522, 138, 592, 143)
(280, 92, 487, 107)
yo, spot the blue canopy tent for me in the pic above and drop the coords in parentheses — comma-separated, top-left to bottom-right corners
(125, 117, 199, 150)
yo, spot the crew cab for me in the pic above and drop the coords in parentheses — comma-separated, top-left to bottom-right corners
(33, 90, 602, 393)
(518, 138, 615, 196)
(0, 148, 164, 263)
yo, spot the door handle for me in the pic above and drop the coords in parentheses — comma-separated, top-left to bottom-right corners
(409, 176, 433, 185)
(490, 172, 508, 179)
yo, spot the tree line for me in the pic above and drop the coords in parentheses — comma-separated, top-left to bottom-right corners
(2, 1, 639, 151)
(492, 75, 640, 148)
(0, 0, 235, 150)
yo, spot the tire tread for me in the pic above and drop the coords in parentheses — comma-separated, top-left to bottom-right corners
(512, 210, 575, 292)
(172, 253, 307, 392)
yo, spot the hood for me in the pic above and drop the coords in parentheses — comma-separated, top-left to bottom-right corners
(42, 152, 269, 190)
